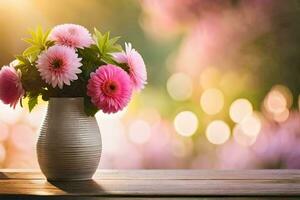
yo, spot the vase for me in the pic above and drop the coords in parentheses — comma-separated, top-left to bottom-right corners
(37, 98, 102, 181)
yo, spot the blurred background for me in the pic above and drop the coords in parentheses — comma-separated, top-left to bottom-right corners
(0, 0, 300, 169)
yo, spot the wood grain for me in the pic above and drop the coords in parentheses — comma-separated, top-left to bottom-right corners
(1, 169, 299, 180)
(0, 169, 299, 199)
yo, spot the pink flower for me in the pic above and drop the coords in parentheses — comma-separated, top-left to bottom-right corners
(50, 24, 94, 48)
(112, 43, 147, 91)
(0, 66, 24, 108)
(37, 45, 82, 89)
(87, 64, 133, 114)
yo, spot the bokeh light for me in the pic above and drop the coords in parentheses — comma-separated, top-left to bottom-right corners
(174, 111, 198, 137)
(0, 0, 299, 170)
(233, 124, 257, 146)
(240, 113, 261, 137)
(229, 98, 253, 123)
(264, 90, 287, 114)
(263, 85, 292, 123)
(273, 108, 289, 123)
(200, 88, 224, 115)
(167, 73, 193, 101)
(128, 119, 151, 144)
(206, 120, 230, 145)
(274, 85, 293, 108)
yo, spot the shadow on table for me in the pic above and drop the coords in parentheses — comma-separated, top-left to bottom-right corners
(0, 173, 7, 179)
(48, 179, 104, 194)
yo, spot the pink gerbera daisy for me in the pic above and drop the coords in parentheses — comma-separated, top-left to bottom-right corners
(37, 45, 82, 89)
(0, 66, 24, 108)
(112, 43, 147, 91)
(49, 24, 94, 48)
(87, 64, 133, 114)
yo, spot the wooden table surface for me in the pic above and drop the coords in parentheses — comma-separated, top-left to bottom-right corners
(0, 169, 299, 199)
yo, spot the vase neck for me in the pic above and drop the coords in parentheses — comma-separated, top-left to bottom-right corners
(48, 98, 85, 115)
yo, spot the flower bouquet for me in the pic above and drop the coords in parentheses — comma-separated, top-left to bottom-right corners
(0, 24, 147, 180)
(0, 24, 147, 114)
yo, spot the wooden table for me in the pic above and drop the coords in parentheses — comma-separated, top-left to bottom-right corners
(0, 169, 299, 199)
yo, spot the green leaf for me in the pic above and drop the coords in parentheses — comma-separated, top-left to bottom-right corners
(109, 36, 121, 45)
(36, 26, 44, 44)
(45, 40, 55, 48)
(20, 98, 23, 108)
(77, 45, 105, 79)
(28, 95, 38, 112)
(107, 44, 122, 52)
(23, 46, 40, 57)
(14, 27, 53, 98)
(84, 96, 99, 116)
(42, 28, 51, 43)
(22, 38, 36, 45)
(15, 55, 30, 65)
(22, 26, 53, 61)
(101, 32, 110, 52)
(93, 28, 123, 59)
(101, 56, 116, 65)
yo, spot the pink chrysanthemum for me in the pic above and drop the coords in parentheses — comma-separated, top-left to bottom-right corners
(87, 64, 133, 114)
(0, 66, 24, 108)
(112, 43, 147, 91)
(49, 24, 94, 48)
(37, 45, 82, 89)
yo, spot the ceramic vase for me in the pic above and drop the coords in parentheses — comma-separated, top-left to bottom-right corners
(37, 98, 102, 181)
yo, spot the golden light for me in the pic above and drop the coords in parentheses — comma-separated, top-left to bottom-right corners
(240, 113, 261, 137)
(174, 111, 198, 137)
(200, 88, 224, 115)
(167, 73, 193, 101)
(206, 120, 230, 145)
(233, 124, 257, 146)
(0, 0, 29, 8)
(199, 67, 220, 89)
(219, 71, 244, 94)
(129, 120, 151, 144)
(229, 98, 253, 123)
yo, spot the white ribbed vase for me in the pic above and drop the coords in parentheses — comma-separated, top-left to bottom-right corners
(37, 98, 102, 181)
